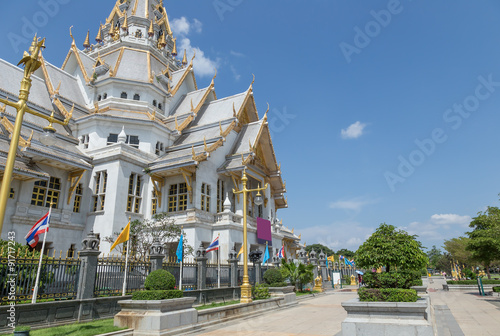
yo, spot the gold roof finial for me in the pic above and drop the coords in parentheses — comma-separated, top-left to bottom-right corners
(203, 137, 208, 152)
(263, 102, 269, 121)
(249, 73, 255, 89)
(158, 33, 166, 49)
(96, 24, 103, 43)
(211, 68, 217, 86)
(148, 19, 154, 37)
(83, 30, 90, 49)
(182, 49, 187, 66)
(122, 11, 128, 31)
(172, 37, 178, 56)
(69, 26, 75, 46)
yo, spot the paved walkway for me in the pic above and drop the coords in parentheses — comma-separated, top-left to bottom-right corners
(183, 280, 500, 336)
(185, 290, 357, 336)
(427, 277, 500, 336)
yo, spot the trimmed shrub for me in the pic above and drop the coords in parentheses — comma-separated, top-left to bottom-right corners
(463, 268, 477, 280)
(144, 269, 176, 290)
(132, 289, 183, 300)
(363, 270, 422, 289)
(493, 286, 500, 293)
(263, 268, 283, 285)
(447, 280, 500, 285)
(358, 287, 418, 302)
(252, 283, 270, 300)
(268, 281, 288, 287)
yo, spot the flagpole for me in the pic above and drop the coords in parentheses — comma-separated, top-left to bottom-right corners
(122, 237, 130, 296)
(217, 234, 221, 288)
(32, 206, 51, 304)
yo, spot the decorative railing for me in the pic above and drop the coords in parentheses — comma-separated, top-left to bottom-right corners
(162, 258, 197, 290)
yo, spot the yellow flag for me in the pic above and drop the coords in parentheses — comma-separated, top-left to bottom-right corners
(327, 256, 335, 263)
(237, 245, 244, 258)
(110, 221, 130, 252)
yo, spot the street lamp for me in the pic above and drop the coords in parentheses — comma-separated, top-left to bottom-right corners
(0, 35, 72, 233)
(233, 170, 268, 303)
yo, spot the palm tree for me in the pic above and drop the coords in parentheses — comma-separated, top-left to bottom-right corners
(281, 260, 314, 291)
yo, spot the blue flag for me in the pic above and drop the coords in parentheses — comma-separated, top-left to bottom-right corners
(176, 234, 183, 263)
(263, 244, 270, 264)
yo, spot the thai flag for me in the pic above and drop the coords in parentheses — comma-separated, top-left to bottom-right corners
(25, 208, 51, 248)
(345, 259, 355, 267)
(205, 236, 219, 253)
(277, 244, 285, 258)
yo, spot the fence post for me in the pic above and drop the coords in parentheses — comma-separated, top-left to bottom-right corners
(195, 243, 207, 290)
(228, 248, 238, 287)
(76, 231, 101, 300)
(309, 249, 318, 279)
(149, 239, 164, 272)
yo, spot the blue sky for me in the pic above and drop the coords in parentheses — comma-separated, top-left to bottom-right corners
(2, 0, 500, 254)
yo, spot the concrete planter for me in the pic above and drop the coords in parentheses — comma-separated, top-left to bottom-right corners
(444, 284, 496, 292)
(267, 286, 296, 306)
(114, 297, 197, 336)
(340, 298, 433, 336)
(411, 285, 428, 294)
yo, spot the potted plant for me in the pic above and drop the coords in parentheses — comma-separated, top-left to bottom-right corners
(13, 325, 30, 335)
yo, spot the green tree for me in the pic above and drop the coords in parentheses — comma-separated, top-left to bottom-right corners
(305, 243, 334, 257)
(104, 213, 193, 258)
(443, 237, 472, 266)
(356, 223, 428, 272)
(336, 248, 355, 259)
(426, 245, 442, 269)
(280, 260, 314, 291)
(434, 253, 453, 274)
(466, 206, 500, 279)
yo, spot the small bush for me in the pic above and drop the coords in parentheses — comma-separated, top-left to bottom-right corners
(358, 287, 418, 302)
(132, 289, 183, 300)
(263, 268, 283, 285)
(252, 283, 270, 300)
(463, 268, 477, 280)
(363, 270, 422, 289)
(493, 286, 500, 293)
(447, 280, 500, 285)
(268, 281, 288, 287)
(144, 269, 176, 290)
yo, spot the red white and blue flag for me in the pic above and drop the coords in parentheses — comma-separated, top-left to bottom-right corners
(277, 244, 285, 259)
(25, 208, 51, 248)
(205, 235, 219, 253)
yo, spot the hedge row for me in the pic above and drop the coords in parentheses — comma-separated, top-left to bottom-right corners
(493, 286, 500, 293)
(446, 280, 500, 285)
(358, 287, 418, 302)
(132, 290, 183, 300)
(363, 271, 422, 289)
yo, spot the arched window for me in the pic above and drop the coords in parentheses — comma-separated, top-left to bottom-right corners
(121, 92, 127, 99)
(97, 95, 102, 101)
(103, 93, 107, 99)
(158, 103, 162, 110)
(153, 100, 157, 107)
(133, 94, 140, 101)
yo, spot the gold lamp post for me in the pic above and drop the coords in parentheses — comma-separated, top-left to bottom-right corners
(0, 35, 72, 233)
(233, 169, 268, 303)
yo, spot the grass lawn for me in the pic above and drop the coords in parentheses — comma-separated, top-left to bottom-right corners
(296, 290, 319, 297)
(195, 300, 240, 310)
(2, 319, 126, 336)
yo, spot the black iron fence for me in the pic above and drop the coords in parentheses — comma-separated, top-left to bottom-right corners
(94, 256, 150, 297)
(162, 258, 197, 290)
(206, 263, 231, 288)
(0, 253, 80, 304)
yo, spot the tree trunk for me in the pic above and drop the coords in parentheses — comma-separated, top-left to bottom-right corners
(486, 263, 491, 279)
(386, 265, 391, 272)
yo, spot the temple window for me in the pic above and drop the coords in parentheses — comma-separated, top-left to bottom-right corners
(133, 93, 140, 101)
(127, 173, 142, 213)
(121, 92, 127, 99)
(92, 171, 107, 212)
(216, 179, 224, 213)
(97, 95, 102, 101)
(73, 184, 83, 213)
(31, 177, 61, 208)
(153, 100, 157, 107)
(158, 103, 162, 110)
(155, 141, 164, 155)
(201, 183, 211, 212)
(103, 93, 108, 99)
(80, 134, 89, 149)
(168, 183, 188, 212)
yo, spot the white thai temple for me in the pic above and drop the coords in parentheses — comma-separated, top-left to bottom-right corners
(0, 0, 301, 261)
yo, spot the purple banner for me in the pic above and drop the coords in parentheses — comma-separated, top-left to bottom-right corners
(257, 217, 272, 246)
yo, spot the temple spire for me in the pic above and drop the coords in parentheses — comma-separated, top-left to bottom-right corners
(122, 12, 128, 31)
(83, 30, 90, 49)
(182, 49, 187, 66)
(148, 19, 154, 37)
(95, 25, 103, 43)
(172, 37, 177, 56)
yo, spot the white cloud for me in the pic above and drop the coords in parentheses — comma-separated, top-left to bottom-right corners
(230, 50, 245, 57)
(192, 19, 203, 33)
(300, 222, 374, 252)
(329, 196, 378, 212)
(171, 17, 191, 35)
(430, 214, 471, 226)
(341, 121, 367, 139)
(179, 38, 219, 77)
(230, 65, 241, 81)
